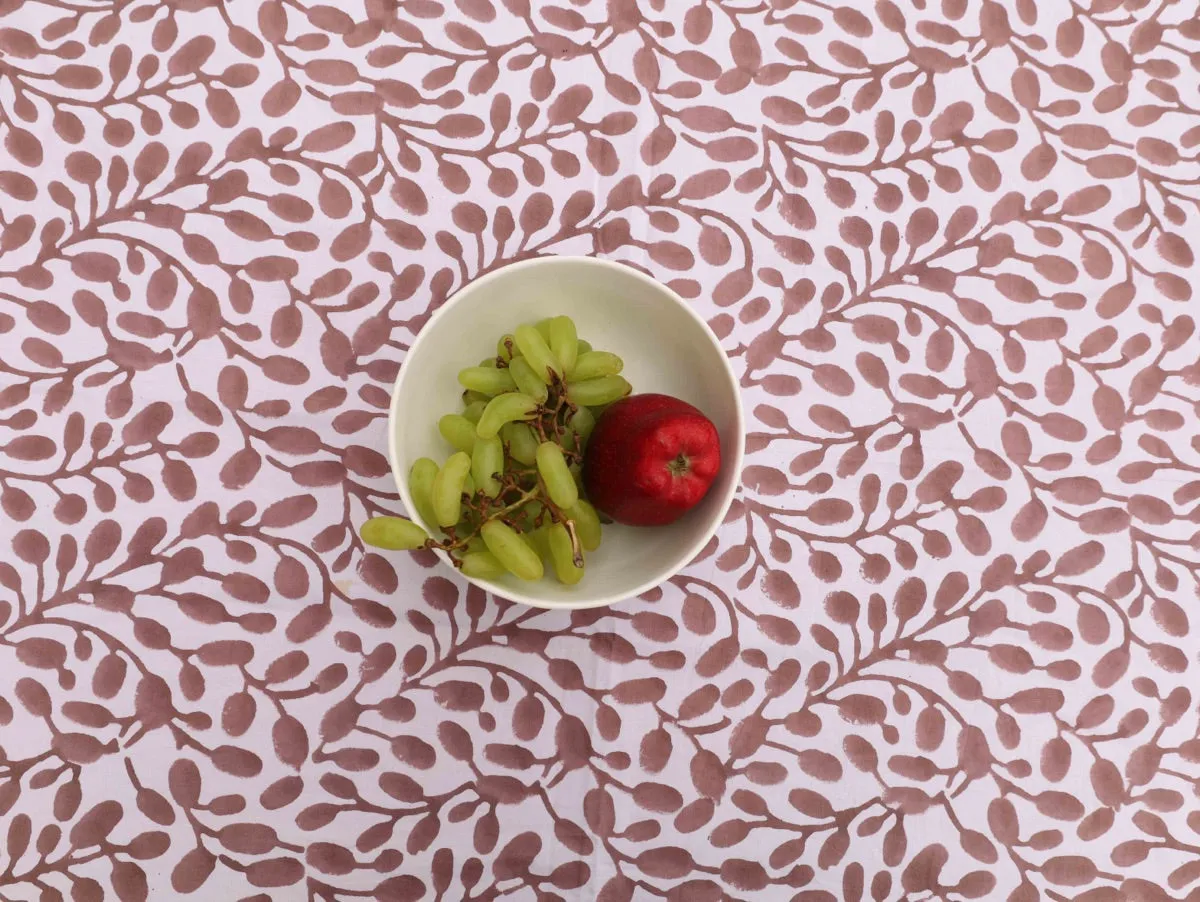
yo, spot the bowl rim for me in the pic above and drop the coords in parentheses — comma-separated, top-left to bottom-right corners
(387, 254, 745, 609)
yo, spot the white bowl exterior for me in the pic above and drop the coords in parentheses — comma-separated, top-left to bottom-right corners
(388, 257, 744, 608)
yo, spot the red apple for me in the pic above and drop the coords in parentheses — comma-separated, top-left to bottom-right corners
(582, 393, 721, 527)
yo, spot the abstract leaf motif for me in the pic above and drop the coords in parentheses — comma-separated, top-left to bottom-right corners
(0, 0, 1196, 899)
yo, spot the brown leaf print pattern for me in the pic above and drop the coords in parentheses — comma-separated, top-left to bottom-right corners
(1, 0, 1198, 898)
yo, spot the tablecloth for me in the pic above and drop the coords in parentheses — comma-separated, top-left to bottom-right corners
(1, 0, 1198, 899)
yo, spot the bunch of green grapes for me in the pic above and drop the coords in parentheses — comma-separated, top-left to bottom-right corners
(360, 316, 630, 585)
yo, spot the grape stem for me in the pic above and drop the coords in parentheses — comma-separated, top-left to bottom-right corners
(430, 485, 543, 564)
(409, 371, 589, 573)
(529, 371, 578, 448)
(488, 486, 542, 520)
(534, 476, 584, 566)
(564, 518, 584, 568)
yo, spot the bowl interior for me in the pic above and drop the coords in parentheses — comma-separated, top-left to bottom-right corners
(390, 257, 743, 608)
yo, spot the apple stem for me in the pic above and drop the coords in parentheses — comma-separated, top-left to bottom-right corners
(667, 453, 690, 476)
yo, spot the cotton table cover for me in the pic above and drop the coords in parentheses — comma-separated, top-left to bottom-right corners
(0, 0, 1198, 899)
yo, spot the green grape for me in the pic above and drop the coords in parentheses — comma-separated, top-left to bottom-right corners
(508, 356, 549, 403)
(462, 400, 486, 424)
(438, 414, 476, 454)
(466, 535, 487, 553)
(461, 550, 506, 580)
(526, 524, 550, 560)
(570, 351, 623, 381)
(548, 316, 578, 376)
(408, 458, 439, 528)
(462, 389, 490, 406)
(463, 472, 476, 496)
(458, 366, 515, 396)
(547, 522, 585, 585)
(481, 521, 544, 580)
(360, 516, 428, 550)
(514, 324, 559, 383)
(478, 357, 498, 369)
(577, 339, 593, 355)
(535, 318, 553, 342)
(501, 422, 539, 465)
(496, 333, 517, 361)
(476, 392, 538, 439)
(522, 500, 545, 529)
(536, 441, 578, 509)
(567, 405, 595, 444)
(471, 434, 504, 499)
(567, 499, 602, 551)
(432, 452, 471, 527)
(567, 375, 631, 406)
(509, 501, 545, 537)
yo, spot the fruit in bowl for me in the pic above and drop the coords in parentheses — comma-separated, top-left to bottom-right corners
(384, 257, 743, 609)
(584, 394, 722, 527)
(360, 314, 722, 588)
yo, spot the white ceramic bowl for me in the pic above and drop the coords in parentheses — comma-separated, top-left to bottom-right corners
(388, 256, 744, 608)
